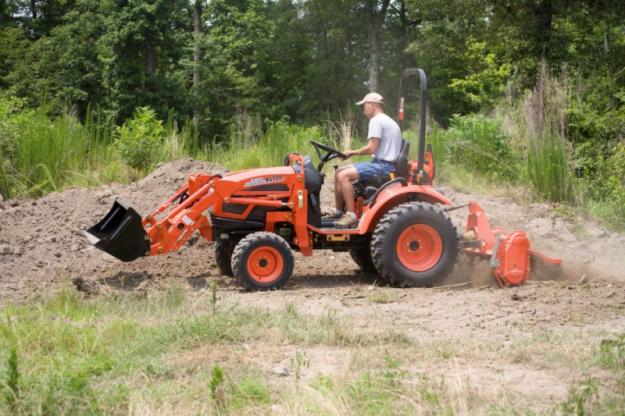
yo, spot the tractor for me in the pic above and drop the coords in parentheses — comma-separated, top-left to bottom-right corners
(86, 68, 560, 290)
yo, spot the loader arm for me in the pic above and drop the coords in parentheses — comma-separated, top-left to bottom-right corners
(143, 174, 222, 256)
(86, 174, 224, 261)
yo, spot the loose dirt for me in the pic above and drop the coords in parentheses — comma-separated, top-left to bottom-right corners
(1, 158, 624, 411)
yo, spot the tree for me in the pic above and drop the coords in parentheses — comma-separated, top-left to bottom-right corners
(3, 0, 106, 116)
(101, 0, 190, 121)
(363, 0, 391, 92)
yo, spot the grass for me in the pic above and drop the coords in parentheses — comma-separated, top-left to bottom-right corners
(1, 285, 625, 414)
(0, 289, 410, 414)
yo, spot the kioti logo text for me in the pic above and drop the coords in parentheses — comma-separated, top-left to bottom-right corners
(244, 176, 283, 187)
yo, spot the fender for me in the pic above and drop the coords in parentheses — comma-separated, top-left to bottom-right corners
(357, 182, 452, 233)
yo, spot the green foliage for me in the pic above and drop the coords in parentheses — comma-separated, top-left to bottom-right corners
(599, 334, 625, 373)
(449, 39, 512, 110)
(114, 107, 165, 171)
(3, 346, 19, 413)
(0, 95, 121, 199)
(526, 132, 574, 202)
(209, 365, 225, 407)
(440, 114, 517, 180)
(560, 377, 599, 416)
(213, 120, 326, 170)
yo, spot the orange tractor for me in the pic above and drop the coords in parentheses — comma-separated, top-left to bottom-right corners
(86, 69, 560, 290)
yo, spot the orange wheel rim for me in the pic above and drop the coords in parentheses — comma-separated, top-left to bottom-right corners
(396, 224, 443, 272)
(246, 246, 284, 283)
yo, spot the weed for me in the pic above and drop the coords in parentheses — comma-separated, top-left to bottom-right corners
(599, 334, 625, 373)
(210, 281, 218, 316)
(292, 351, 309, 385)
(228, 375, 271, 410)
(3, 346, 19, 413)
(209, 364, 226, 410)
(560, 377, 598, 416)
(368, 291, 399, 304)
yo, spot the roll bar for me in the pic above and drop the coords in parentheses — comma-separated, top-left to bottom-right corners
(397, 68, 427, 178)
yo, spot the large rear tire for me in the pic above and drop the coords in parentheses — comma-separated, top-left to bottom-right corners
(232, 232, 294, 290)
(371, 202, 458, 287)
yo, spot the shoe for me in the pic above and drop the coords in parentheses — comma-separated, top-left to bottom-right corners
(334, 212, 359, 229)
(322, 209, 344, 220)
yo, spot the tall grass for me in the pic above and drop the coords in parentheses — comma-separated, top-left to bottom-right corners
(0, 99, 200, 199)
(209, 119, 328, 170)
(0, 98, 120, 198)
(515, 63, 576, 202)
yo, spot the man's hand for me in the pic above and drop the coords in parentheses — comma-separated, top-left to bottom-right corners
(342, 138, 380, 160)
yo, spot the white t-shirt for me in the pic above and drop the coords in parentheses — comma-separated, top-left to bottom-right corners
(367, 113, 402, 162)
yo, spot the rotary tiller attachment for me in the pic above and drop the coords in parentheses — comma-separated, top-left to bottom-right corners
(460, 202, 561, 286)
(85, 200, 150, 262)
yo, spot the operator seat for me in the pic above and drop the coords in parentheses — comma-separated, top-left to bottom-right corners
(394, 139, 410, 179)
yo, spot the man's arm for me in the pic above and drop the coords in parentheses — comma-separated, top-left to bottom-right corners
(343, 138, 380, 158)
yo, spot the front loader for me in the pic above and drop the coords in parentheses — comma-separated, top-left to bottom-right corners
(86, 68, 560, 290)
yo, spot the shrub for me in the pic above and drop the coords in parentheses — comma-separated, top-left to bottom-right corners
(442, 113, 517, 180)
(114, 107, 165, 171)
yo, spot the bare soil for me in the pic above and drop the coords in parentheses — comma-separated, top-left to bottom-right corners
(1, 158, 624, 411)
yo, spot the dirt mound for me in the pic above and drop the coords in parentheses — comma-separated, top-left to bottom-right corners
(0, 159, 224, 303)
(0, 158, 623, 304)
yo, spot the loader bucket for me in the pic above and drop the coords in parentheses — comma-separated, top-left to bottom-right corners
(85, 200, 150, 262)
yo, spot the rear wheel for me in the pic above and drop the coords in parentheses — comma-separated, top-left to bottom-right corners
(232, 232, 294, 290)
(371, 202, 458, 287)
(349, 248, 377, 274)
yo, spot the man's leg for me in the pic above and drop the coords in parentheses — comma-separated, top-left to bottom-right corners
(333, 165, 353, 213)
(333, 166, 360, 228)
(336, 166, 359, 213)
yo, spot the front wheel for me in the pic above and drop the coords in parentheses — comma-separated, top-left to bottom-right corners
(370, 202, 458, 287)
(214, 238, 237, 277)
(349, 248, 377, 274)
(232, 232, 294, 290)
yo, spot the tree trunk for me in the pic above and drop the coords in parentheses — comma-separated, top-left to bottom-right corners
(30, 0, 37, 19)
(366, 0, 390, 93)
(192, 0, 202, 131)
(145, 40, 156, 76)
(532, 0, 553, 61)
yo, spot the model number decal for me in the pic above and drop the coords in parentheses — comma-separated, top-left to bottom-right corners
(244, 176, 283, 187)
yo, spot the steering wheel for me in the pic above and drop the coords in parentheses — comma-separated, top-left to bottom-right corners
(310, 140, 346, 171)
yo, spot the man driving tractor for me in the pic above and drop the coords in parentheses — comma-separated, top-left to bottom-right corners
(328, 92, 403, 228)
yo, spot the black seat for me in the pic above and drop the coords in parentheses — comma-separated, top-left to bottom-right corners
(394, 139, 410, 178)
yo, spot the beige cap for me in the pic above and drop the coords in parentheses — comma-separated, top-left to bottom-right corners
(356, 92, 384, 106)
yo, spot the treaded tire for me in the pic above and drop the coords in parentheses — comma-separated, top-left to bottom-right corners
(349, 248, 377, 274)
(214, 237, 240, 277)
(232, 232, 294, 290)
(371, 202, 458, 287)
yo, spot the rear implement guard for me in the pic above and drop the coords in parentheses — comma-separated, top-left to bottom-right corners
(462, 202, 561, 286)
